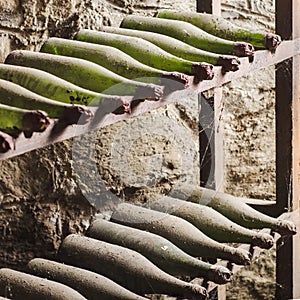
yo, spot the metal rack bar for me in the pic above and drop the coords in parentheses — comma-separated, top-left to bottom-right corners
(291, 0, 300, 296)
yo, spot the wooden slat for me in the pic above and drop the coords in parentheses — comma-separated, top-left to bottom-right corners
(291, 0, 300, 297)
(275, 0, 300, 298)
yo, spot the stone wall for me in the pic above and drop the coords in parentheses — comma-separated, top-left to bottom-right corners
(0, 0, 277, 299)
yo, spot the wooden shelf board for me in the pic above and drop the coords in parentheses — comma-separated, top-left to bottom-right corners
(1, 39, 299, 161)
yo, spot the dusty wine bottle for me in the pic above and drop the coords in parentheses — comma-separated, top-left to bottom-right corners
(41, 37, 212, 83)
(156, 10, 282, 50)
(148, 195, 274, 249)
(5, 50, 164, 101)
(0, 63, 128, 108)
(120, 15, 255, 57)
(87, 218, 232, 284)
(0, 79, 93, 125)
(58, 234, 208, 299)
(170, 185, 297, 236)
(27, 258, 149, 300)
(111, 203, 251, 265)
(102, 26, 240, 73)
(0, 268, 86, 300)
(40, 37, 168, 82)
(74, 30, 215, 81)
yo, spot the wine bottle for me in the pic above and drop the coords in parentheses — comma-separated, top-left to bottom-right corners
(5, 50, 164, 101)
(111, 203, 251, 265)
(0, 103, 50, 138)
(148, 195, 274, 249)
(170, 185, 297, 236)
(156, 10, 282, 50)
(0, 63, 128, 108)
(87, 218, 232, 284)
(0, 79, 93, 125)
(40, 37, 205, 84)
(75, 30, 214, 81)
(58, 234, 208, 299)
(0, 268, 86, 300)
(120, 15, 255, 57)
(28, 258, 149, 300)
(102, 26, 240, 73)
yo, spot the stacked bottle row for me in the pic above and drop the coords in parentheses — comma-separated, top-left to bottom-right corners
(0, 185, 296, 299)
(1, 10, 281, 154)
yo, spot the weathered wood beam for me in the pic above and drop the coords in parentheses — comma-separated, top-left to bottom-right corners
(275, 0, 300, 298)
